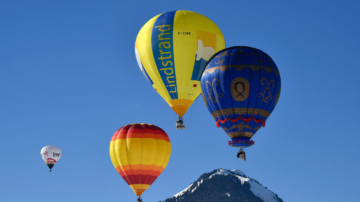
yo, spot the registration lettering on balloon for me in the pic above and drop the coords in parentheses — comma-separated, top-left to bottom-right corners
(257, 78, 275, 102)
(205, 78, 224, 103)
(231, 77, 250, 101)
(178, 32, 191, 35)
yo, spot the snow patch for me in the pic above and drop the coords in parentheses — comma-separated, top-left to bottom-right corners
(197, 179, 203, 186)
(209, 169, 249, 185)
(209, 169, 231, 179)
(231, 169, 246, 176)
(247, 179, 279, 202)
(191, 186, 197, 193)
(173, 183, 193, 197)
(235, 175, 249, 185)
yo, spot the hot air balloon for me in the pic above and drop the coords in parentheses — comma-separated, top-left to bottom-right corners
(40, 145, 62, 172)
(109, 124, 171, 201)
(200, 46, 281, 160)
(135, 10, 225, 129)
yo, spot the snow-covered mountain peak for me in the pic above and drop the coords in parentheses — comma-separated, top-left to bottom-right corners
(164, 168, 283, 202)
(209, 168, 231, 178)
(209, 168, 249, 185)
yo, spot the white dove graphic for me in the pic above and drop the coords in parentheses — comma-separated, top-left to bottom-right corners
(196, 39, 215, 61)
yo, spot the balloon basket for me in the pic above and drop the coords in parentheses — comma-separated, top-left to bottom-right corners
(176, 116, 185, 130)
(237, 148, 246, 161)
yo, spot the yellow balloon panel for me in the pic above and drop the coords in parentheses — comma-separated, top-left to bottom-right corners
(135, 10, 225, 116)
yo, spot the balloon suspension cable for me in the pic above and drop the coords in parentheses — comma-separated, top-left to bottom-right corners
(187, 105, 193, 129)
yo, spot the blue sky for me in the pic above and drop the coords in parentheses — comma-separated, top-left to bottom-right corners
(1, 1, 360, 201)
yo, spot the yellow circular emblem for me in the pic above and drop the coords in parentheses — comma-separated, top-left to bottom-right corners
(230, 77, 250, 101)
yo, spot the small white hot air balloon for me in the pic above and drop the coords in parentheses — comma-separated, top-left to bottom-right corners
(40, 146, 61, 172)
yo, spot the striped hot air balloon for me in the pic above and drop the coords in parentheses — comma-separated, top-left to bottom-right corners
(109, 124, 171, 200)
(135, 10, 225, 129)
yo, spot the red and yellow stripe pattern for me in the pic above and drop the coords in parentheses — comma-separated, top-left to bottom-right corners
(109, 124, 171, 196)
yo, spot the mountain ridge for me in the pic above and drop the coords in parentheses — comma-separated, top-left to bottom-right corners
(163, 168, 283, 202)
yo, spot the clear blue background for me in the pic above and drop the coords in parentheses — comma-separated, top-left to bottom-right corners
(1, 1, 359, 201)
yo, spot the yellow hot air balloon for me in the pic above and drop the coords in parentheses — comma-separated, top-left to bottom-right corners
(135, 10, 225, 129)
(109, 124, 171, 201)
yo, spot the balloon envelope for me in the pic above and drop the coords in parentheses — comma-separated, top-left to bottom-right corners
(109, 124, 171, 197)
(200, 46, 281, 147)
(40, 145, 62, 171)
(135, 10, 225, 117)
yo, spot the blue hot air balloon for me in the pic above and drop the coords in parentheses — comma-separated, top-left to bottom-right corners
(200, 46, 281, 160)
